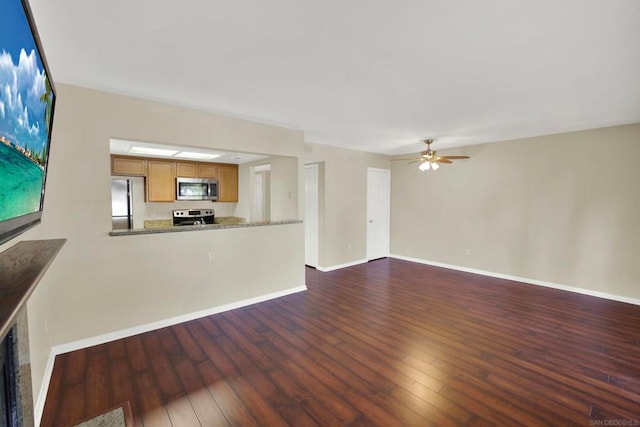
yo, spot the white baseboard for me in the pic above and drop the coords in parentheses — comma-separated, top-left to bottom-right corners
(316, 259, 368, 272)
(33, 284, 307, 426)
(390, 254, 640, 306)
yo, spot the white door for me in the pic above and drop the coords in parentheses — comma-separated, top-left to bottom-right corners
(305, 164, 319, 267)
(367, 168, 391, 261)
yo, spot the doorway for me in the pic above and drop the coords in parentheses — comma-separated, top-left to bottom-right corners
(366, 168, 390, 261)
(252, 164, 271, 222)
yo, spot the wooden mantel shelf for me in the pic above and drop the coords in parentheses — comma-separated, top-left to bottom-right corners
(0, 239, 66, 341)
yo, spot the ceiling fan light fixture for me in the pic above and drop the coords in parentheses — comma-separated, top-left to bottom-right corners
(419, 161, 431, 171)
(393, 137, 470, 170)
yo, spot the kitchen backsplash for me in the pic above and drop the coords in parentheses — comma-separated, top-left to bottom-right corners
(142, 200, 236, 221)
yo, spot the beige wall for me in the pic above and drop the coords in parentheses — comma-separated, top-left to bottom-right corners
(4, 84, 305, 417)
(269, 156, 299, 221)
(304, 143, 390, 268)
(391, 123, 640, 299)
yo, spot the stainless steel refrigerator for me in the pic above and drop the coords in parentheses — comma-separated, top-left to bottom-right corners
(111, 179, 133, 230)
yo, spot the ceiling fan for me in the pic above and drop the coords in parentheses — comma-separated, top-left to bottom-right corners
(393, 139, 470, 171)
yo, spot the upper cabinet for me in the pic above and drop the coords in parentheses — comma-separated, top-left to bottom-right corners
(111, 156, 147, 176)
(198, 163, 218, 179)
(175, 162, 197, 178)
(176, 162, 218, 179)
(111, 155, 238, 203)
(218, 164, 239, 202)
(147, 160, 176, 202)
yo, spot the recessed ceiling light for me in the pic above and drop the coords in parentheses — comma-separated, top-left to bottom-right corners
(174, 152, 222, 160)
(129, 146, 179, 156)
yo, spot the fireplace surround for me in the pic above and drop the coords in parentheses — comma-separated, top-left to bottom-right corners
(0, 239, 65, 426)
(0, 311, 32, 427)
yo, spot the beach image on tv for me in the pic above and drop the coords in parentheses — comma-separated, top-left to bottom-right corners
(0, 0, 54, 222)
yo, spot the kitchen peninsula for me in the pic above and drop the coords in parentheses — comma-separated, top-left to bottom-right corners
(109, 219, 302, 236)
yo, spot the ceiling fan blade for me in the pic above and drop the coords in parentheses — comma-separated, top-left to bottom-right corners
(440, 155, 470, 160)
(435, 158, 452, 164)
(391, 157, 421, 161)
(408, 160, 422, 164)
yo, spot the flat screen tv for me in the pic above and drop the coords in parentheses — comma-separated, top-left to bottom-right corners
(0, 0, 56, 246)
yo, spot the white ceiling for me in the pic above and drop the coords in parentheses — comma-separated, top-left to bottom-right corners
(30, 0, 640, 155)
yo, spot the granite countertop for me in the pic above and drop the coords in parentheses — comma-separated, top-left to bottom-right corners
(214, 216, 246, 225)
(143, 216, 246, 229)
(109, 219, 302, 237)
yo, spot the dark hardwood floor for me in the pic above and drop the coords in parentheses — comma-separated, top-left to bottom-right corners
(41, 258, 640, 426)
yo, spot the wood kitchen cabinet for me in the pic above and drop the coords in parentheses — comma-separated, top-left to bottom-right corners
(176, 162, 197, 178)
(177, 162, 218, 179)
(198, 163, 218, 179)
(218, 164, 239, 202)
(176, 162, 218, 178)
(147, 160, 175, 202)
(111, 155, 147, 176)
(110, 154, 238, 202)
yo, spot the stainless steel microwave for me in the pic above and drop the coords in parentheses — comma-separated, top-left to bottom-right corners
(176, 177, 218, 201)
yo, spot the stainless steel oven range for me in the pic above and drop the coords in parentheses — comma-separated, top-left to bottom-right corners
(173, 209, 215, 226)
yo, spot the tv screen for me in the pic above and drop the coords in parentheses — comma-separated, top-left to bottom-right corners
(0, 0, 56, 246)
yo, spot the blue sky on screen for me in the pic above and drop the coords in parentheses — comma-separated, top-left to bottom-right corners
(0, 0, 51, 153)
